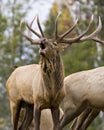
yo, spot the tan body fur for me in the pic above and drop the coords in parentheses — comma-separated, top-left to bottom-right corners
(58, 66, 104, 130)
(7, 64, 64, 108)
(6, 62, 64, 130)
(64, 67, 104, 109)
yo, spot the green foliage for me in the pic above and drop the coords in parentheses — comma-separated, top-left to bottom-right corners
(0, 10, 8, 82)
(62, 41, 97, 76)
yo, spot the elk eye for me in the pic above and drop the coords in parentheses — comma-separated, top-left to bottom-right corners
(40, 43, 45, 49)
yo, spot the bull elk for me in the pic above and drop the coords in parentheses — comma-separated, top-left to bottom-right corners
(6, 14, 103, 130)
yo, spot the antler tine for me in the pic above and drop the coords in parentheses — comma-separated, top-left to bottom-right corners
(22, 33, 40, 45)
(80, 16, 102, 41)
(26, 23, 42, 38)
(73, 15, 94, 41)
(37, 16, 45, 37)
(92, 37, 104, 45)
(28, 16, 36, 37)
(55, 12, 61, 40)
(20, 20, 40, 45)
(57, 15, 94, 44)
(60, 17, 79, 39)
(30, 16, 36, 27)
(24, 15, 42, 38)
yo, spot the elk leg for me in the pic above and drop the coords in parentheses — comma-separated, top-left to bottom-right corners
(70, 118, 78, 130)
(58, 105, 85, 130)
(70, 108, 92, 130)
(19, 104, 33, 130)
(34, 105, 41, 130)
(51, 107, 60, 130)
(10, 101, 22, 130)
(80, 109, 99, 130)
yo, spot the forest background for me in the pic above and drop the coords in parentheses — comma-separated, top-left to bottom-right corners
(0, 0, 104, 130)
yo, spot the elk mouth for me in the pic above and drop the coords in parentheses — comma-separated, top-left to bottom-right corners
(40, 38, 46, 49)
(39, 37, 46, 56)
(40, 42, 46, 50)
(39, 43, 46, 56)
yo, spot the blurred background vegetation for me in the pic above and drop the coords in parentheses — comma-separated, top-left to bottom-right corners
(0, 0, 104, 130)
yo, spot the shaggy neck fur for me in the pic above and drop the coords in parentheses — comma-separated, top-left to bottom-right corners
(40, 53, 64, 91)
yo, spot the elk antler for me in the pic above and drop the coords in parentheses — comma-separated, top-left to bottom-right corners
(37, 16, 45, 38)
(80, 16, 102, 41)
(60, 17, 79, 40)
(54, 15, 104, 45)
(21, 16, 45, 45)
(55, 12, 79, 41)
(55, 12, 61, 40)
(21, 14, 104, 46)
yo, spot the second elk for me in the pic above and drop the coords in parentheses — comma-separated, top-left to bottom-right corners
(61, 66, 104, 130)
(6, 15, 102, 130)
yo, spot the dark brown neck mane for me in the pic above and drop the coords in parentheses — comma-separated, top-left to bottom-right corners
(40, 53, 64, 90)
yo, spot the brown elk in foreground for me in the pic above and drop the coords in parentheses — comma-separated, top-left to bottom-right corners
(58, 65, 104, 130)
(6, 14, 102, 130)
